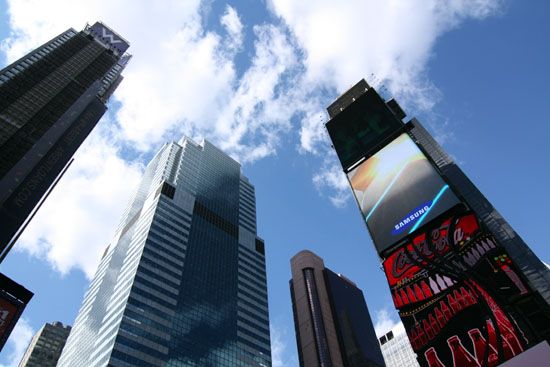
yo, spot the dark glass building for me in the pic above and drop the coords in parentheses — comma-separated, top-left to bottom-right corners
(325, 80, 550, 366)
(18, 321, 71, 367)
(290, 250, 385, 367)
(0, 22, 131, 259)
(406, 119, 550, 306)
(58, 137, 271, 367)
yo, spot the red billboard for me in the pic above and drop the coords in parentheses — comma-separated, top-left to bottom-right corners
(0, 273, 33, 352)
(382, 213, 539, 367)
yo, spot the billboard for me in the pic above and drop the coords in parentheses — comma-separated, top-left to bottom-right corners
(88, 22, 129, 54)
(326, 87, 403, 171)
(347, 133, 460, 254)
(382, 213, 541, 367)
(0, 273, 33, 351)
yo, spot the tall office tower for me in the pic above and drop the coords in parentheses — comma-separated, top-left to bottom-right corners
(57, 138, 271, 367)
(406, 119, 550, 305)
(378, 326, 419, 367)
(325, 79, 550, 366)
(289, 250, 385, 367)
(18, 321, 71, 367)
(0, 22, 130, 259)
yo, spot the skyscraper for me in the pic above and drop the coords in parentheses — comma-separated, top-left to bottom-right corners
(57, 138, 271, 367)
(325, 79, 550, 366)
(290, 250, 385, 367)
(378, 325, 419, 367)
(406, 118, 550, 305)
(0, 22, 130, 259)
(18, 321, 71, 367)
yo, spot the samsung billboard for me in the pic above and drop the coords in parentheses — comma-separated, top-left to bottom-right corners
(347, 133, 460, 254)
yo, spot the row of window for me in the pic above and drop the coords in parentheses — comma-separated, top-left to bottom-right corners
(239, 243, 265, 263)
(0, 30, 75, 84)
(238, 285, 268, 308)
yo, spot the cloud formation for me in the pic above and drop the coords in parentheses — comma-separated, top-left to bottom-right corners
(0, 318, 35, 367)
(374, 308, 404, 338)
(270, 323, 298, 367)
(269, 0, 503, 203)
(1, 0, 503, 276)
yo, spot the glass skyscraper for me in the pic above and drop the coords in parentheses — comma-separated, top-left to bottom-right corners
(57, 138, 271, 366)
(325, 79, 550, 365)
(0, 22, 130, 259)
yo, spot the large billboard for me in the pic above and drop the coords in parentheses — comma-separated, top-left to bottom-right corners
(347, 133, 460, 254)
(326, 87, 403, 171)
(382, 213, 541, 367)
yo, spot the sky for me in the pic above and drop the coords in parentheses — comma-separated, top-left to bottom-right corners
(0, 0, 549, 366)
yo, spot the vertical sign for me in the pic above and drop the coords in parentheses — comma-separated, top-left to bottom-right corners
(0, 273, 33, 351)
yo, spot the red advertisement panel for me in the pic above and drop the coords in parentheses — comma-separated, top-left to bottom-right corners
(382, 212, 538, 367)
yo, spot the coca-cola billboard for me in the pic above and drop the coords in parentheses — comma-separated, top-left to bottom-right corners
(382, 212, 539, 367)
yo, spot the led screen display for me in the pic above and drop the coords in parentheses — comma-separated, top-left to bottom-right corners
(326, 88, 403, 170)
(347, 133, 460, 254)
(381, 213, 545, 367)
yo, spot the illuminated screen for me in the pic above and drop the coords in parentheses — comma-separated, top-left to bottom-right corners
(380, 213, 540, 367)
(347, 133, 460, 253)
(326, 88, 403, 170)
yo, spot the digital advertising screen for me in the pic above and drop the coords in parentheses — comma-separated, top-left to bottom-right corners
(326, 87, 403, 171)
(381, 212, 545, 367)
(347, 133, 460, 254)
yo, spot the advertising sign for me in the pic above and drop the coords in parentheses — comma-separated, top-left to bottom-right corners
(0, 273, 33, 352)
(88, 22, 129, 54)
(347, 133, 460, 254)
(382, 213, 539, 367)
(326, 87, 403, 170)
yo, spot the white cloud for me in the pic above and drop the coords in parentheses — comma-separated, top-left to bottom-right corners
(374, 308, 403, 338)
(0, 0, 504, 275)
(267, 0, 503, 205)
(0, 0, 300, 276)
(0, 318, 35, 367)
(220, 5, 244, 52)
(313, 155, 351, 208)
(17, 126, 143, 278)
(270, 323, 298, 367)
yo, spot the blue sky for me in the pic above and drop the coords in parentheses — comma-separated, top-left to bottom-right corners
(1, 0, 549, 366)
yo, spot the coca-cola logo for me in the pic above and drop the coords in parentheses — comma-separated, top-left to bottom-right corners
(385, 219, 454, 284)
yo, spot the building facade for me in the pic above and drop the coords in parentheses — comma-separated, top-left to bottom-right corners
(290, 250, 385, 367)
(378, 326, 419, 367)
(0, 22, 130, 259)
(325, 79, 550, 366)
(57, 138, 271, 367)
(407, 118, 550, 306)
(18, 321, 71, 367)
